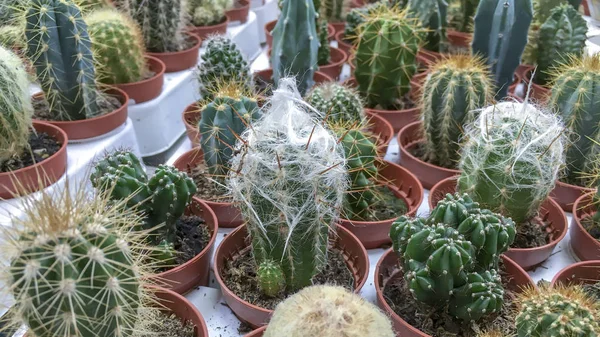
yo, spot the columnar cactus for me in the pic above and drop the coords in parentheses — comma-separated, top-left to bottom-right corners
(264, 285, 395, 337)
(228, 78, 347, 296)
(129, 0, 188, 53)
(321, 0, 351, 22)
(191, 0, 230, 26)
(420, 54, 494, 168)
(457, 0, 479, 32)
(471, 0, 533, 99)
(406, 0, 448, 52)
(86, 9, 146, 85)
(317, 18, 331, 66)
(25, 0, 100, 121)
(457, 102, 565, 224)
(306, 82, 366, 124)
(521, 0, 566, 66)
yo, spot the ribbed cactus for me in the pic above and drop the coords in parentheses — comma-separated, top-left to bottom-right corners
(129, 0, 188, 53)
(471, 0, 533, 99)
(406, 0, 448, 52)
(354, 6, 422, 109)
(515, 285, 600, 337)
(0, 46, 33, 166)
(86, 9, 146, 85)
(521, 0, 565, 66)
(457, 102, 565, 224)
(191, 0, 230, 26)
(306, 82, 366, 124)
(321, 0, 351, 21)
(264, 285, 395, 337)
(420, 54, 494, 168)
(228, 78, 347, 296)
(343, 2, 388, 42)
(25, 0, 100, 121)
(317, 18, 331, 66)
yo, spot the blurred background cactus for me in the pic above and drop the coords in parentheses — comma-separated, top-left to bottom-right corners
(317, 18, 331, 66)
(406, 0, 448, 53)
(190, 0, 230, 27)
(449, 0, 479, 33)
(320, 0, 352, 22)
(343, 2, 390, 43)
(306, 82, 366, 124)
(129, 0, 188, 53)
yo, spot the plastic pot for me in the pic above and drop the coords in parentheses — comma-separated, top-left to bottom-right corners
(550, 180, 594, 212)
(318, 47, 348, 80)
(213, 224, 370, 328)
(368, 114, 394, 156)
(147, 32, 201, 73)
(335, 31, 353, 56)
(330, 21, 345, 35)
(115, 56, 165, 104)
(265, 20, 335, 49)
(254, 68, 333, 98)
(447, 29, 471, 48)
(152, 286, 210, 337)
(245, 327, 266, 336)
(187, 16, 229, 40)
(571, 192, 600, 261)
(551, 260, 600, 287)
(182, 102, 201, 148)
(416, 49, 442, 67)
(226, 0, 250, 23)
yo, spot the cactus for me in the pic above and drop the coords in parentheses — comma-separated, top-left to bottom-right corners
(515, 285, 600, 337)
(0, 46, 33, 166)
(522, 0, 568, 66)
(478, 331, 505, 337)
(0, 0, 25, 24)
(354, 6, 422, 109)
(457, 102, 565, 224)
(306, 82, 366, 124)
(228, 78, 347, 296)
(77, 0, 111, 11)
(191, 0, 230, 26)
(321, 0, 351, 22)
(264, 285, 395, 337)
(471, 0, 533, 99)
(129, 0, 188, 53)
(406, 0, 448, 53)
(25, 0, 100, 121)
(86, 9, 146, 85)
(458, 0, 479, 32)
(197, 36, 253, 101)
(317, 18, 331, 66)
(420, 54, 494, 168)
(0, 25, 24, 49)
(343, 2, 388, 42)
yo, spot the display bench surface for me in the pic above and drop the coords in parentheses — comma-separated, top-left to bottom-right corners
(251, 0, 279, 43)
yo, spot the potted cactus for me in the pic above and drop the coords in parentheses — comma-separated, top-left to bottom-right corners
(406, 0, 448, 54)
(446, 0, 478, 49)
(571, 179, 600, 261)
(551, 260, 600, 287)
(226, 0, 250, 23)
(213, 78, 369, 328)
(187, 0, 230, 39)
(321, 0, 354, 34)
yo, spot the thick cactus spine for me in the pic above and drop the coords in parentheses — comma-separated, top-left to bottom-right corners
(306, 82, 366, 124)
(407, 0, 448, 53)
(130, 0, 188, 53)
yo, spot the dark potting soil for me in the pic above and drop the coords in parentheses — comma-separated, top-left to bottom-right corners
(222, 246, 355, 310)
(190, 160, 233, 203)
(158, 215, 211, 273)
(513, 219, 550, 249)
(0, 131, 60, 173)
(581, 216, 600, 241)
(382, 261, 517, 337)
(347, 185, 408, 222)
(33, 91, 122, 120)
(363, 91, 415, 111)
(143, 312, 196, 337)
(254, 75, 274, 98)
(583, 281, 600, 300)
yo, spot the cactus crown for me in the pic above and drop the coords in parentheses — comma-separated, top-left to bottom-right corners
(306, 82, 366, 125)
(191, 0, 230, 26)
(264, 285, 395, 337)
(130, 0, 188, 53)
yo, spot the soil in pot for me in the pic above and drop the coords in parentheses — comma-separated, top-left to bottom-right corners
(583, 281, 600, 300)
(138, 309, 196, 337)
(188, 159, 233, 203)
(33, 91, 122, 121)
(344, 185, 408, 222)
(156, 214, 211, 273)
(513, 218, 550, 249)
(580, 216, 600, 241)
(0, 131, 60, 172)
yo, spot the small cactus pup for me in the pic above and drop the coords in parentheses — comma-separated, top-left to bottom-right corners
(228, 78, 347, 297)
(420, 54, 494, 169)
(264, 285, 395, 337)
(86, 9, 147, 85)
(471, 0, 533, 99)
(190, 0, 231, 27)
(129, 0, 188, 53)
(406, 0, 448, 53)
(306, 81, 366, 124)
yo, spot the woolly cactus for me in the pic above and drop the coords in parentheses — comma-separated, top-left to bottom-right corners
(25, 0, 100, 121)
(0, 46, 33, 166)
(264, 285, 395, 337)
(129, 0, 188, 53)
(228, 78, 347, 296)
(472, 0, 533, 99)
(86, 9, 146, 85)
(458, 102, 565, 224)
(306, 82, 366, 124)
(420, 55, 494, 168)
(354, 6, 422, 109)
(321, 0, 351, 22)
(407, 0, 448, 52)
(191, 0, 230, 26)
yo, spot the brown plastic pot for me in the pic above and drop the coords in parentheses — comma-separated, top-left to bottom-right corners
(115, 56, 165, 104)
(521, 65, 550, 102)
(266, 20, 335, 48)
(318, 47, 348, 80)
(32, 87, 129, 140)
(147, 32, 201, 73)
(335, 31, 353, 56)
(183, 102, 201, 148)
(429, 176, 569, 270)
(339, 161, 424, 249)
(187, 16, 229, 40)
(152, 286, 210, 337)
(550, 180, 594, 212)
(571, 192, 600, 261)
(447, 29, 471, 48)
(551, 260, 600, 287)
(375, 249, 534, 337)
(152, 198, 219, 294)
(254, 68, 333, 93)
(416, 49, 442, 67)
(226, 0, 250, 23)
(0, 121, 68, 200)
(213, 224, 370, 328)
(397, 121, 459, 190)
(245, 327, 266, 337)
(368, 113, 394, 155)
(331, 21, 345, 35)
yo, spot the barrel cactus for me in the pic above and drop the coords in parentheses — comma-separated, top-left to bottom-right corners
(129, 0, 188, 53)
(191, 0, 230, 26)
(228, 78, 347, 297)
(306, 82, 366, 124)
(86, 9, 146, 85)
(406, 0, 448, 53)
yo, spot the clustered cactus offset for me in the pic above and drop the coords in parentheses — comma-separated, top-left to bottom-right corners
(130, 0, 188, 53)
(306, 82, 366, 124)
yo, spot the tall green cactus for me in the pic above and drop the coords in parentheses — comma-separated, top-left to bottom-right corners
(25, 0, 100, 121)
(471, 0, 533, 99)
(306, 82, 366, 124)
(321, 0, 351, 21)
(317, 18, 331, 66)
(406, 0, 448, 53)
(270, 0, 319, 96)
(130, 0, 188, 53)
(458, 0, 479, 32)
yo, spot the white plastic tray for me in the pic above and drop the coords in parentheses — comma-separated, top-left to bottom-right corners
(251, 0, 279, 43)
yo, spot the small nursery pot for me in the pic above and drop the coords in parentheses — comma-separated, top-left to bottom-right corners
(446, 29, 471, 48)
(368, 114, 394, 156)
(32, 87, 129, 140)
(147, 32, 201, 73)
(521, 65, 550, 102)
(265, 20, 335, 48)
(338, 161, 424, 249)
(187, 16, 229, 40)
(245, 327, 266, 337)
(330, 21, 345, 35)
(213, 224, 369, 328)
(254, 68, 333, 97)
(335, 31, 353, 56)
(172, 147, 242, 228)
(416, 49, 442, 67)
(115, 56, 165, 104)
(318, 47, 348, 80)
(226, 0, 250, 23)
(551, 260, 600, 287)
(397, 122, 459, 189)
(375, 249, 534, 337)
(0, 121, 67, 200)
(550, 180, 594, 212)
(152, 198, 219, 294)
(152, 286, 210, 337)
(429, 176, 568, 270)
(571, 192, 600, 261)
(183, 102, 201, 148)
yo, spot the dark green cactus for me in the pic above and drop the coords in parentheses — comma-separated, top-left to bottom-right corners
(449, 270, 504, 321)
(321, 0, 351, 21)
(0, 25, 24, 49)
(306, 82, 365, 124)
(191, 0, 230, 26)
(130, 0, 188, 53)
(471, 0, 533, 99)
(25, 0, 100, 121)
(317, 18, 331, 66)
(458, 0, 479, 32)
(407, 0, 448, 53)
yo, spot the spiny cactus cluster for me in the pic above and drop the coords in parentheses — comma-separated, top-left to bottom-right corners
(406, 0, 448, 52)
(523, 0, 571, 66)
(228, 78, 347, 297)
(306, 82, 366, 124)
(130, 0, 188, 53)
(264, 285, 395, 337)
(320, 0, 351, 22)
(458, 102, 565, 224)
(420, 54, 494, 168)
(191, 0, 230, 27)
(390, 193, 516, 321)
(86, 9, 146, 85)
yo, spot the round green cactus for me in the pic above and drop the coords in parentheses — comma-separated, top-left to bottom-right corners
(257, 260, 285, 297)
(449, 270, 504, 321)
(306, 82, 365, 124)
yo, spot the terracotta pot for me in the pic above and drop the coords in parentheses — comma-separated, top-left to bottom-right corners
(521, 65, 550, 102)
(368, 114, 394, 155)
(447, 29, 471, 48)
(0, 121, 67, 200)
(551, 260, 600, 287)
(429, 176, 568, 270)
(416, 49, 443, 67)
(183, 102, 201, 148)
(115, 56, 165, 104)
(245, 327, 266, 337)
(335, 31, 353, 56)
(187, 16, 229, 40)
(172, 147, 242, 228)
(147, 33, 201, 73)
(550, 180, 594, 212)
(213, 224, 370, 328)
(33, 87, 129, 140)
(153, 287, 209, 337)
(331, 21, 345, 35)
(226, 0, 250, 23)
(515, 64, 532, 82)
(318, 47, 348, 80)
(375, 249, 534, 337)
(266, 20, 335, 48)
(339, 161, 424, 249)
(152, 198, 219, 294)
(571, 192, 600, 261)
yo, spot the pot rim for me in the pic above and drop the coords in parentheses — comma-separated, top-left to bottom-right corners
(550, 260, 600, 287)
(572, 191, 600, 248)
(146, 32, 202, 57)
(114, 55, 165, 89)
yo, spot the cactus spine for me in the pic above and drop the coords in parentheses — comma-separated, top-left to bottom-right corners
(321, 0, 351, 22)
(129, 0, 188, 53)
(25, 0, 100, 121)
(0, 25, 24, 49)
(420, 55, 494, 168)
(306, 82, 366, 124)
(471, 0, 533, 99)
(343, 2, 388, 43)
(407, 0, 448, 53)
